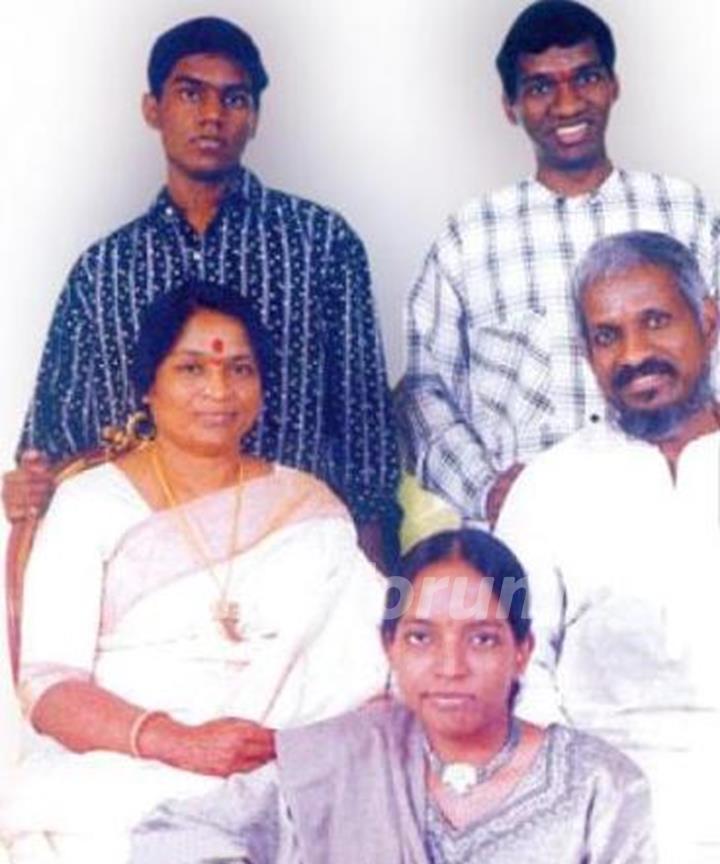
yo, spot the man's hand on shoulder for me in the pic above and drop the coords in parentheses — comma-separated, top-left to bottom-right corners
(486, 463, 525, 528)
(3, 450, 53, 523)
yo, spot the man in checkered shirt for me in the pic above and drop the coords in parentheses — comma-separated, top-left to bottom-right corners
(398, 0, 720, 528)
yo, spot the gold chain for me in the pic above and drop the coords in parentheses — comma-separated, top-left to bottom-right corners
(149, 445, 245, 641)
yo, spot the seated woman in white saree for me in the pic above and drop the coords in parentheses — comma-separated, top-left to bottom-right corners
(131, 529, 656, 864)
(0, 285, 387, 864)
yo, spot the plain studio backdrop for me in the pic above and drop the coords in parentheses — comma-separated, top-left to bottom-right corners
(1, 0, 719, 778)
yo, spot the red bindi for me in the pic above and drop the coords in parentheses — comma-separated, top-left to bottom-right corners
(211, 338, 225, 354)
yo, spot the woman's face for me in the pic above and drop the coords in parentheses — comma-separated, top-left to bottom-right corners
(147, 308, 262, 457)
(386, 557, 532, 745)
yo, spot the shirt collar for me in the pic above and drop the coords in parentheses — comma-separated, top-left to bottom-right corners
(525, 166, 623, 206)
(147, 165, 264, 224)
(596, 408, 720, 451)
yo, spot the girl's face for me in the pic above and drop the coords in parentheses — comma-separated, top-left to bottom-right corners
(386, 557, 532, 746)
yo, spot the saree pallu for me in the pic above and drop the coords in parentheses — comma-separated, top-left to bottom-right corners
(0, 463, 387, 863)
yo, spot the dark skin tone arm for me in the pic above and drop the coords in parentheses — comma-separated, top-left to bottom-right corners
(357, 518, 388, 573)
(3, 451, 54, 523)
(486, 463, 525, 528)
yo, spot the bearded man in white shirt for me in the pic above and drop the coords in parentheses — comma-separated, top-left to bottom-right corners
(497, 230, 720, 863)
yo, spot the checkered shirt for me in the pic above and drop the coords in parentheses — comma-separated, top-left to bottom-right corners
(399, 169, 720, 521)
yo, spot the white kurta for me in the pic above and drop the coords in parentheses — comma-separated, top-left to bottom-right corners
(496, 423, 720, 864)
(0, 463, 388, 864)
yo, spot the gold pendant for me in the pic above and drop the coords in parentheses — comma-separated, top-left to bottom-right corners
(212, 600, 243, 642)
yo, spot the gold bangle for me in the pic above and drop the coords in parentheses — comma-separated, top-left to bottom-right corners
(129, 710, 167, 758)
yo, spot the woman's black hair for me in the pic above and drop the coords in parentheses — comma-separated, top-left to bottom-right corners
(130, 282, 275, 397)
(381, 529, 532, 643)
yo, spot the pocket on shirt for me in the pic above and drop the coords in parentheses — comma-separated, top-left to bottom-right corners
(466, 308, 553, 462)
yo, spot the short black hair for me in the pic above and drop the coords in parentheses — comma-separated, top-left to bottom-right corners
(131, 282, 275, 398)
(381, 529, 532, 643)
(147, 17, 270, 105)
(496, 0, 616, 102)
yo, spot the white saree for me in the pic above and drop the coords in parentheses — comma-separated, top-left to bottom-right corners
(0, 462, 387, 863)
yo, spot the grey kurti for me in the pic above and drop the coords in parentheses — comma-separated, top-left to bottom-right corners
(130, 702, 655, 864)
(424, 724, 654, 864)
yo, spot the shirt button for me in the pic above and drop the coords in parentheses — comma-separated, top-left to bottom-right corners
(164, 206, 173, 217)
(192, 251, 202, 262)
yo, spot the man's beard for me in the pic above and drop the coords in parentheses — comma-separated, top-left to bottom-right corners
(610, 361, 714, 441)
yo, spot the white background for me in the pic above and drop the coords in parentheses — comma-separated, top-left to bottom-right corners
(1, 0, 719, 770)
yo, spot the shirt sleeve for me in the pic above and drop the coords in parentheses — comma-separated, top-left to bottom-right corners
(693, 193, 720, 396)
(319, 215, 400, 523)
(688, 185, 720, 299)
(18, 256, 98, 463)
(398, 228, 498, 521)
(495, 466, 568, 727)
(130, 764, 289, 864)
(585, 760, 657, 864)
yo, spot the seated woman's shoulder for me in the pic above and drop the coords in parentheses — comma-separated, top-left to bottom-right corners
(550, 724, 647, 787)
(279, 698, 410, 761)
(268, 464, 349, 516)
(54, 459, 140, 506)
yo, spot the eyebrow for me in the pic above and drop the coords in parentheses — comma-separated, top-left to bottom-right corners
(172, 349, 255, 359)
(589, 321, 620, 330)
(170, 75, 253, 94)
(519, 62, 606, 85)
(400, 617, 504, 628)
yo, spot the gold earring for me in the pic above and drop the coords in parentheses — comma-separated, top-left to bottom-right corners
(101, 409, 155, 454)
(127, 408, 156, 443)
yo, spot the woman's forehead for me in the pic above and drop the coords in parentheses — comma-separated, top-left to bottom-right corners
(403, 564, 504, 623)
(175, 309, 251, 352)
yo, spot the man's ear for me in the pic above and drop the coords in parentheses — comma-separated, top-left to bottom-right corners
(700, 296, 719, 349)
(142, 93, 161, 130)
(248, 109, 260, 140)
(502, 95, 519, 126)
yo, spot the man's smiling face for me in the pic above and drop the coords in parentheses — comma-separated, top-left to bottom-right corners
(582, 263, 717, 439)
(504, 39, 618, 177)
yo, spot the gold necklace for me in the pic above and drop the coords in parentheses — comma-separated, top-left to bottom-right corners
(149, 445, 245, 642)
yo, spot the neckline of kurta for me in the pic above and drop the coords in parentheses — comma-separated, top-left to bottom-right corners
(591, 422, 720, 489)
(426, 723, 557, 839)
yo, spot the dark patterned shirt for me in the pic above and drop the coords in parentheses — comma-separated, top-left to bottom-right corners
(20, 168, 399, 522)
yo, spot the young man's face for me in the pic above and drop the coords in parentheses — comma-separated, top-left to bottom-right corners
(143, 52, 258, 183)
(504, 39, 618, 179)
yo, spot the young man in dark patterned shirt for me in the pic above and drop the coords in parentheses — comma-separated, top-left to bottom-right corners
(4, 17, 399, 565)
(398, 0, 719, 529)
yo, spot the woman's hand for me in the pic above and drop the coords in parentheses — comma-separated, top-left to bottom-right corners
(31, 681, 275, 777)
(141, 714, 276, 777)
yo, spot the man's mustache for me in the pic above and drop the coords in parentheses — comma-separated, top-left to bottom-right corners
(611, 357, 678, 392)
